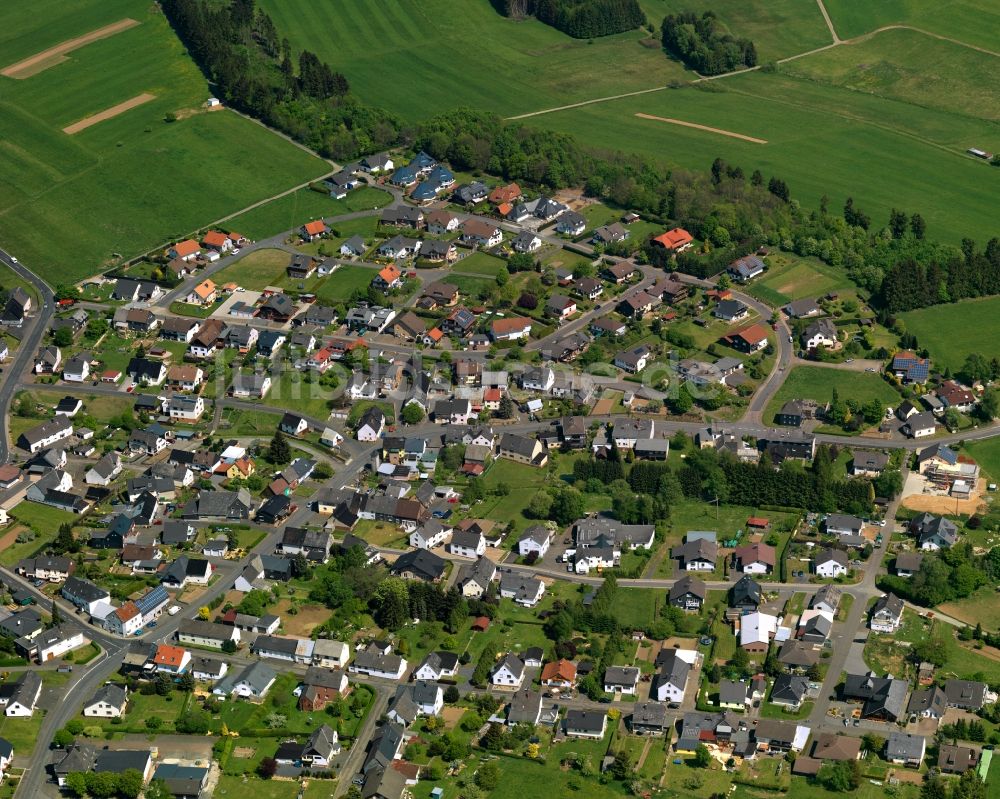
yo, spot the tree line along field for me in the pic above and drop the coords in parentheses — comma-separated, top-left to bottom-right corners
(0, 0, 329, 284)
(899, 296, 1000, 374)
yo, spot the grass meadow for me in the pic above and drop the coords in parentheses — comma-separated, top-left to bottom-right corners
(527, 69, 1000, 245)
(899, 296, 1000, 373)
(256, 0, 688, 120)
(0, 0, 328, 284)
(821, 0, 1000, 50)
(763, 365, 901, 424)
(781, 28, 1000, 123)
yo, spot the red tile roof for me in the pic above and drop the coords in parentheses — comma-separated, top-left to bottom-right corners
(154, 644, 187, 666)
(303, 220, 327, 236)
(652, 227, 693, 250)
(202, 230, 228, 248)
(172, 239, 200, 257)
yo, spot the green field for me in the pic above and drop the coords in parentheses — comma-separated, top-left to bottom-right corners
(965, 438, 1000, 485)
(821, 0, 1000, 51)
(781, 28, 1000, 122)
(528, 68, 999, 245)
(748, 253, 856, 306)
(256, 0, 687, 120)
(764, 365, 901, 425)
(899, 296, 1000, 373)
(0, 0, 328, 283)
(223, 187, 390, 241)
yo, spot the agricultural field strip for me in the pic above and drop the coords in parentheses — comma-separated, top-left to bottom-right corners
(0, 18, 140, 78)
(62, 92, 156, 134)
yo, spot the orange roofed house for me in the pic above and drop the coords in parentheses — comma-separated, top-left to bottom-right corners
(540, 659, 578, 689)
(185, 279, 217, 306)
(724, 323, 770, 354)
(373, 264, 404, 291)
(168, 239, 201, 262)
(652, 227, 694, 253)
(202, 230, 233, 253)
(301, 220, 329, 242)
(488, 183, 522, 205)
(153, 644, 191, 675)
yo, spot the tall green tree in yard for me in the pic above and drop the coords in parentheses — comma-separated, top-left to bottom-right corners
(372, 578, 410, 631)
(952, 771, 987, 799)
(117, 769, 145, 799)
(693, 744, 712, 768)
(400, 403, 424, 424)
(267, 429, 291, 464)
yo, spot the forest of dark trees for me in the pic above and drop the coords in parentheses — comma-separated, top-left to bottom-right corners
(161, 0, 401, 160)
(495, 0, 646, 38)
(661, 11, 757, 75)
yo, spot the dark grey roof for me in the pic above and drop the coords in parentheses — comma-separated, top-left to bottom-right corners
(390, 549, 446, 581)
(630, 701, 667, 729)
(565, 708, 606, 733)
(507, 688, 543, 725)
(670, 574, 707, 602)
(771, 674, 809, 703)
(886, 732, 925, 761)
(87, 683, 127, 710)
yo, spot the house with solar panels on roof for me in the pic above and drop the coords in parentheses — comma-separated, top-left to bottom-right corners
(892, 351, 930, 384)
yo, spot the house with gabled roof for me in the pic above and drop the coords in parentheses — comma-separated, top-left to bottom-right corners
(870, 593, 904, 633)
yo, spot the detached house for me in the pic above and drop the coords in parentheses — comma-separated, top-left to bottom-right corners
(870, 593, 904, 633)
(301, 220, 329, 241)
(491, 654, 525, 689)
(461, 219, 502, 248)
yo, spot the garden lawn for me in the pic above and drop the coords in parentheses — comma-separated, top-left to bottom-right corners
(609, 589, 663, 629)
(747, 253, 856, 306)
(261, 371, 335, 419)
(763, 365, 901, 426)
(223, 187, 390, 241)
(214, 775, 300, 799)
(224, 409, 283, 436)
(453, 251, 506, 277)
(0, 712, 43, 756)
(212, 249, 289, 290)
(10, 502, 77, 533)
(314, 265, 376, 304)
(900, 296, 1000, 374)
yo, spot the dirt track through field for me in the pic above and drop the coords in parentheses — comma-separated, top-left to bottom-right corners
(63, 93, 156, 134)
(634, 113, 768, 144)
(1, 18, 140, 78)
